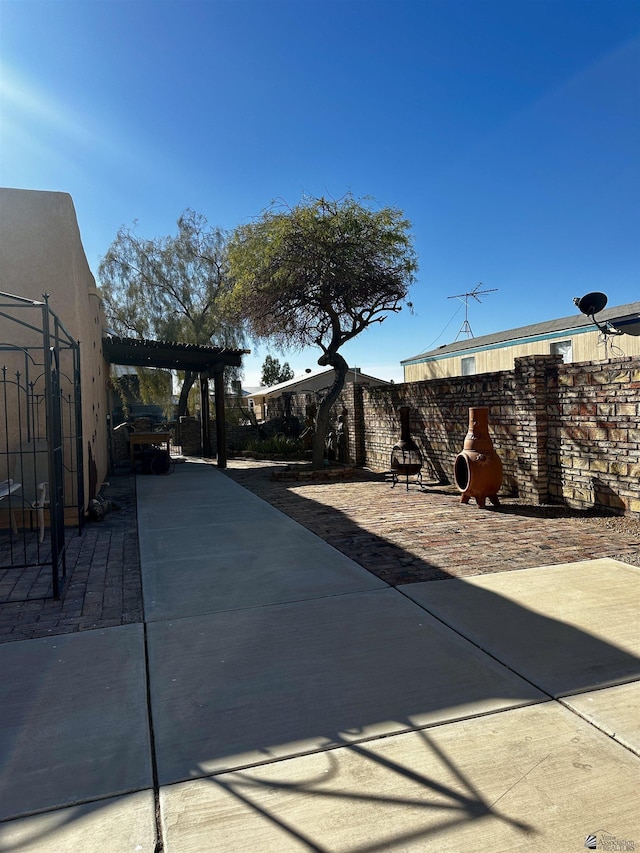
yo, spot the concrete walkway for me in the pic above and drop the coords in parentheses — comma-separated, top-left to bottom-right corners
(1, 461, 638, 852)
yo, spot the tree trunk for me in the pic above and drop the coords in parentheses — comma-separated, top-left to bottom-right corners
(312, 352, 349, 469)
(177, 371, 196, 419)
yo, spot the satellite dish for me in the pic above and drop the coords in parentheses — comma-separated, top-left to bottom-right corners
(573, 291, 608, 316)
(572, 290, 623, 341)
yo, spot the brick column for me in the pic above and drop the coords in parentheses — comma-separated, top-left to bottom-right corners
(350, 384, 366, 467)
(513, 355, 561, 503)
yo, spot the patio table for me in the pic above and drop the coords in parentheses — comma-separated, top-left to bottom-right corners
(129, 431, 171, 472)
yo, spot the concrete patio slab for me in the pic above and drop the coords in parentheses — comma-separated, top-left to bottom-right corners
(0, 624, 153, 821)
(138, 497, 279, 530)
(562, 679, 640, 755)
(136, 472, 270, 516)
(142, 541, 386, 622)
(147, 588, 546, 786)
(138, 464, 385, 622)
(136, 464, 250, 503)
(404, 558, 640, 696)
(0, 791, 156, 853)
(138, 514, 346, 564)
(159, 702, 640, 853)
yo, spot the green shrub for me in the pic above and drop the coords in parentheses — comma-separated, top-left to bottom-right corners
(242, 434, 305, 457)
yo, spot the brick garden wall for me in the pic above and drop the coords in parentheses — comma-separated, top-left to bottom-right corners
(332, 354, 640, 518)
(177, 417, 262, 456)
(547, 357, 640, 515)
(167, 354, 640, 517)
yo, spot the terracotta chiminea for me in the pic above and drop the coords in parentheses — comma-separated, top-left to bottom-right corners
(454, 407, 502, 508)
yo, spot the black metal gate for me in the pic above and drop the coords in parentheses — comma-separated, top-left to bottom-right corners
(0, 292, 83, 601)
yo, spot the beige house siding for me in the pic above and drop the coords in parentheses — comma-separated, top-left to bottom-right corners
(0, 188, 109, 502)
(403, 318, 640, 382)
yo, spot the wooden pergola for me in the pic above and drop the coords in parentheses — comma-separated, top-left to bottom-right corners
(102, 335, 249, 468)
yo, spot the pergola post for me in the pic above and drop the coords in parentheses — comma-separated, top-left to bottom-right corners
(213, 366, 227, 468)
(200, 374, 212, 457)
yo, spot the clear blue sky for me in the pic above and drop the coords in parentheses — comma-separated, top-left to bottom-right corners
(1, 0, 638, 385)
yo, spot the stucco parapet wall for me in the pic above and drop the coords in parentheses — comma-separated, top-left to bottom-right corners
(0, 186, 109, 503)
(0, 188, 93, 305)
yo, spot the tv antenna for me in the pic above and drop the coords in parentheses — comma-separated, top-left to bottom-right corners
(448, 282, 498, 340)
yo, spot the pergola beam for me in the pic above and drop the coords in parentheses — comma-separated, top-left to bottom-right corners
(102, 336, 247, 373)
(102, 335, 249, 467)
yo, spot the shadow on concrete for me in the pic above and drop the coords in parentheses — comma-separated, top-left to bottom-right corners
(2, 461, 638, 852)
(201, 724, 533, 852)
(142, 465, 640, 848)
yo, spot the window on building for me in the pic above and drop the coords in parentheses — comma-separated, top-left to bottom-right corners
(461, 356, 476, 376)
(550, 339, 572, 362)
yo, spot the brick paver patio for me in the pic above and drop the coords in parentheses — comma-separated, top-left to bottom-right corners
(223, 459, 640, 584)
(0, 473, 142, 643)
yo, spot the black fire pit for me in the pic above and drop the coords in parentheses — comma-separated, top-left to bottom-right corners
(390, 406, 424, 490)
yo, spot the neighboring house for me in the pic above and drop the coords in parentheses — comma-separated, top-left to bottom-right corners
(223, 384, 256, 422)
(226, 381, 255, 406)
(246, 368, 389, 421)
(401, 301, 640, 381)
